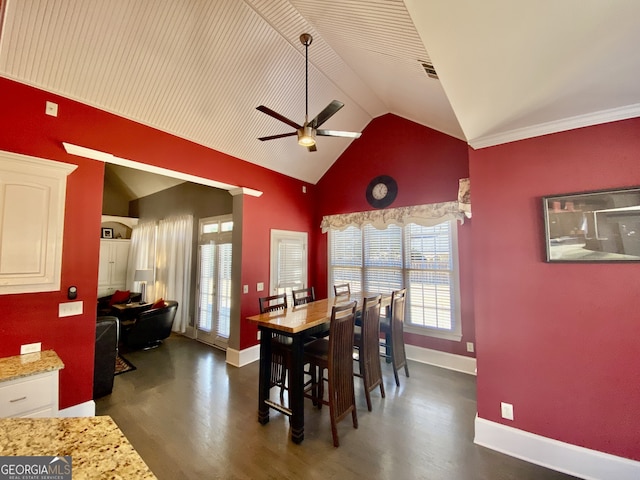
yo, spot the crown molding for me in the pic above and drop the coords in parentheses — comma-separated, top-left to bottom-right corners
(469, 103, 640, 150)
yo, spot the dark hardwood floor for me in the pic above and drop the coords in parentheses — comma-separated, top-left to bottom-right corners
(96, 335, 579, 480)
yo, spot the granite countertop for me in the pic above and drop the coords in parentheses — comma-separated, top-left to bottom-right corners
(0, 416, 156, 479)
(0, 350, 65, 382)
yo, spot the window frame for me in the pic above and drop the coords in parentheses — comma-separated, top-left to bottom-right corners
(328, 218, 462, 341)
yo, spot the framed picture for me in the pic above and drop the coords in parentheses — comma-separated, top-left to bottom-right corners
(101, 227, 114, 239)
(542, 186, 640, 262)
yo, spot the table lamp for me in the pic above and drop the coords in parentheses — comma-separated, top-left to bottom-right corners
(134, 269, 154, 304)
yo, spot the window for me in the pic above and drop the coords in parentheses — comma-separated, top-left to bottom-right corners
(270, 230, 308, 304)
(329, 219, 461, 341)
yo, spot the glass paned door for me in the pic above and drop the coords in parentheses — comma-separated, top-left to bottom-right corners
(196, 216, 232, 349)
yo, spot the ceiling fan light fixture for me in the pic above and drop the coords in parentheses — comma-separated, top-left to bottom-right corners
(297, 126, 316, 147)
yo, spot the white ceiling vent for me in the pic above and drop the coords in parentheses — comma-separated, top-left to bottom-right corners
(419, 60, 439, 79)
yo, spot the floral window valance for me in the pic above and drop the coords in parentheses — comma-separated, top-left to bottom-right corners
(320, 201, 466, 233)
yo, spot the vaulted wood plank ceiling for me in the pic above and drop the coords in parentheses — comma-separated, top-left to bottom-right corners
(1, 0, 639, 183)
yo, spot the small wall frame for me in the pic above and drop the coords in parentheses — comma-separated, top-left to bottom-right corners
(101, 227, 114, 239)
(542, 186, 640, 262)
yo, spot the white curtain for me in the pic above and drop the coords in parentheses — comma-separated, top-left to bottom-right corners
(155, 215, 193, 333)
(126, 222, 157, 297)
(320, 201, 466, 233)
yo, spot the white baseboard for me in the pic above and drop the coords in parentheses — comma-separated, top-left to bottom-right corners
(405, 344, 476, 375)
(226, 344, 260, 367)
(474, 416, 640, 480)
(58, 400, 95, 417)
(227, 342, 476, 375)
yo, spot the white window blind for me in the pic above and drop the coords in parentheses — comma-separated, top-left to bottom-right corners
(364, 224, 403, 294)
(270, 230, 308, 303)
(278, 239, 304, 292)
(404, 222, 456, 332)
(330, 226, 363, 292)
(329, 219, 461, 341)
(198, 242, 215, 333)
(216, 242, 232, 338)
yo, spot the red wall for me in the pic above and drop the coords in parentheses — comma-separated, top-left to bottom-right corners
(239, 183, 316, 350)
(315, 114, 474, 356)
(0, 77, 315, 408)
(470, 118, 640, 460)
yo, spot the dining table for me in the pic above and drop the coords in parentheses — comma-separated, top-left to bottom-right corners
(246, 292, 389, 444)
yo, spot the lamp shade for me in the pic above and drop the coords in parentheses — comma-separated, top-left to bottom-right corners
(134, 269, 154, 283)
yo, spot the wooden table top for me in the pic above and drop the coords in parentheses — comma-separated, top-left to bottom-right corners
(111, 302, 152, 311)
(246, 293, 388, 334)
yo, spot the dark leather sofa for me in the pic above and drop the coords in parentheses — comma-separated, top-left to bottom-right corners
(121, 300, 179, 350)
(94, 316, 119, 399)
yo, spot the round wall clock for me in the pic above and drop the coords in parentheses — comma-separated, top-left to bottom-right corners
(366, 175, 398, 209)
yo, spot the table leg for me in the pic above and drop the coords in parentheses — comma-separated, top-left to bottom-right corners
(258, 328, 271, 425)
(290, 334, 305, 444)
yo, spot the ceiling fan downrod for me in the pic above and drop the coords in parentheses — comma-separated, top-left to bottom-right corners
(300, 33, 312, 124)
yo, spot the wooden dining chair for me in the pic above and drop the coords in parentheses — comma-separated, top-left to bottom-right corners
(292, 286, 315, 306)
(304, 301, 358, 447)
(258, 293, 290, 402)
(379, 288, 409, 386)
(353, 294, 385, 411)
(333, 283, 351, 297)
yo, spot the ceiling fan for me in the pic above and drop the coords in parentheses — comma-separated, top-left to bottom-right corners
(256, 33, 361, 152)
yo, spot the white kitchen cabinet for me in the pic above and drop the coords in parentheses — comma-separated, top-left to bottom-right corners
(0, 351, 63, 418)
(98, 239, 130, 297)
(0, 150, 76, 295)
(0, 372, 59, 417)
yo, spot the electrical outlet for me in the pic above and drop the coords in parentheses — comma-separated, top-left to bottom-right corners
(243, 285, 249, 294)
(501, 402, 514, 420)
(20, 342, 41, 355)
(58, 301, 83, 317)
(466, 342, 474, 353)
(257, 331, 261, 341)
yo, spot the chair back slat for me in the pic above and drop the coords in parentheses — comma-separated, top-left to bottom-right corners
(333, 283, 351, 297)
(292, 287, 315, 306)
(390, 288, 407, 369)
(259, 293, 288, 313)
(328, 301, 357, 424)
(361, 294, 383, 394)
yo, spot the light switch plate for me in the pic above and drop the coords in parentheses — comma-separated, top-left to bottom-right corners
(59, 301, 83, 317)
(257, 282, 264, 292)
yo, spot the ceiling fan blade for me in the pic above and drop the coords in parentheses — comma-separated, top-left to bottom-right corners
(256, 106, 302, 130)
(307, 143, 317, 152)
(258, 132, 297, 141)
(316, 129, 362, 139)
(310, 100, 344, 128)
